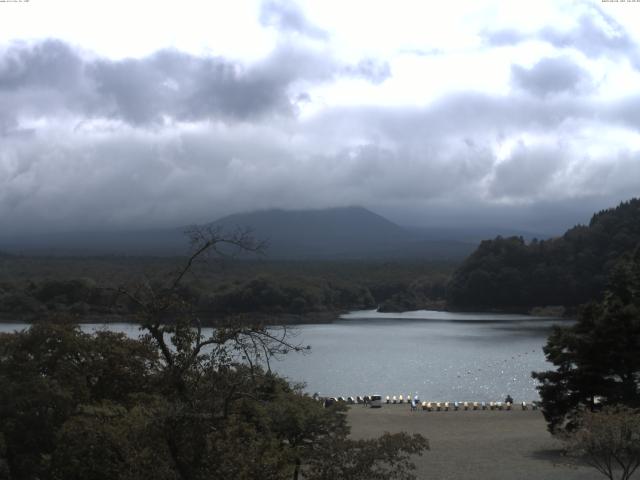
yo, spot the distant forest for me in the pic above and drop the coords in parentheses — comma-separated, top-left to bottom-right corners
(0, 257, 452, 323)
(447, 198, 640, 310)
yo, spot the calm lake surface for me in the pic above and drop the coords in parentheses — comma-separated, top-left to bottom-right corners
(0, 310, 570, 402)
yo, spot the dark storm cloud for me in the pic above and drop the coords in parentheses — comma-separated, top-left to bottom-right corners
(89, 48, 300, 123)
(0, 39, 388, 126)
(259, 0, 328, 39)
(0, 124, 496, 234)
(488, 143, 561, 198)
(301, 92, 591, 145)
(1, 8, 640, 237)
(511, 56, 590, 97)
(1, 84, 639, 235)
(0, 40, 97, 133)
(0, 39, 83, 90)
(293, 93, 640, 222)
(481, 4, 640, 69)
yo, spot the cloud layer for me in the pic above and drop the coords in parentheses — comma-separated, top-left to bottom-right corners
(1, 1, 640, 235)
(0, 39, 390, 128)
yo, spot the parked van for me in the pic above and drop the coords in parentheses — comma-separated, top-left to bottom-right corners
(369, 394, 382, 408)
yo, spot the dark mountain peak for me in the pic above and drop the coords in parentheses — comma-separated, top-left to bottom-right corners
(213, 206, 403, 231)
(0, 206, 475, 260)
(211, 206, 411, 259)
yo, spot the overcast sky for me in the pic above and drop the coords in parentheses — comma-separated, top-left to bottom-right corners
(1, 0, 640, 235)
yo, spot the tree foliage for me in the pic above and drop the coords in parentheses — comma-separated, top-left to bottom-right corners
(563, 406, 640, 480)
(532, 248, 640, 433)
(0, 227, 428, 480)
(0, 323, 160, 479)
(0, 263, 454, 320)
(448, 198, 640, 309)
(304, 432, 429, 480)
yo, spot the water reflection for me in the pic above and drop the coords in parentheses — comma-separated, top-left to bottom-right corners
(0, 310, 573, 402)
(271, 310, 572, 402)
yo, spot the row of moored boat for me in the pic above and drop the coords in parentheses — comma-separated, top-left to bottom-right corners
(319, 395, 540, 410)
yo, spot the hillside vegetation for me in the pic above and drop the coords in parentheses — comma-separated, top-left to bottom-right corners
(0, 257, 453, 322)
(447, 198, 640, 310)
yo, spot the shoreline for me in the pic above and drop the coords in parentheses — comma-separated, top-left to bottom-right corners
(0, 306, 573, 326)
(0, 310, 341, 326)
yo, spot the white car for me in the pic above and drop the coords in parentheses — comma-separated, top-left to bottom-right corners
(369, 394, 382, 408)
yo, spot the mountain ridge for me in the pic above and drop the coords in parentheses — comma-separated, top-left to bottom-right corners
(0, 206, 475, 260)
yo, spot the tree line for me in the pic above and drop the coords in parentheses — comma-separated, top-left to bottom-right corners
(0, 259, 452, 321)
(448, 198, 640, 310)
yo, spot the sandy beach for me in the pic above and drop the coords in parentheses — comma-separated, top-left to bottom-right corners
(347, 405, 602, 480)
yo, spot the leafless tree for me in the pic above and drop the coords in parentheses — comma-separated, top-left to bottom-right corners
(563, 406, 640, 480)
(113, 225, 304, 394)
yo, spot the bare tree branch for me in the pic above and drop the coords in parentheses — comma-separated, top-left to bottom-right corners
(108, 224, 302, 397)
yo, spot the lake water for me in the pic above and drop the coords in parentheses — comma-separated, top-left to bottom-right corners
(0, 310, 570, 402)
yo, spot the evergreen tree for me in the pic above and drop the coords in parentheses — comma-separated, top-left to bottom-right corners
(532, 248, 640, 433)
(448, 198, 640, 309)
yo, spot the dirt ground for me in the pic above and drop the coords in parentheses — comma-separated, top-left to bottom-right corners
(347, 404, 603, 480)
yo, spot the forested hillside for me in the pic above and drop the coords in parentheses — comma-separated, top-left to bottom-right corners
(447, 198, 640, 310)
